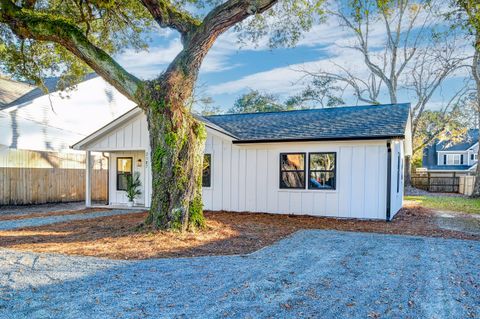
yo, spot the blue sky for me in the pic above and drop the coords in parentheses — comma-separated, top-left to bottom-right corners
(116, 10, 473, 114)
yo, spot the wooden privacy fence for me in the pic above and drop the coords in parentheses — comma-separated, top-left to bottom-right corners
(411, 173, 460, 193)
(0, 149, 107, 205)
(459, 176, 475, 196)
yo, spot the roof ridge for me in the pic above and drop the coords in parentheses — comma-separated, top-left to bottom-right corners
(205, 103, 410, 118)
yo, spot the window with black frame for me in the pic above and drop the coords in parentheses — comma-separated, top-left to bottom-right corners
(308, 153, 336, 190)
(202, 154, 211, 187)
(280, 153, 306, 189)
(116, 157, 132, 191)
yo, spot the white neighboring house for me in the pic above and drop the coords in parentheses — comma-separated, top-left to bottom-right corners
(0, 74, 135, 152)
(0, 75, 136, 204)
(73, 103, 412, 221)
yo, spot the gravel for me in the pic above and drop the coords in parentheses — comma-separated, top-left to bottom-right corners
(0, 209, 143, 230)
(1, 230, 478, 319)
(0, 202, 87, 216)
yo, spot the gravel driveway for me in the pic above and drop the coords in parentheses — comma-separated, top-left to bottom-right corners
(0, 202, 86, 216)
(1, 230, 478, 319)
(0, 209, 144, 230)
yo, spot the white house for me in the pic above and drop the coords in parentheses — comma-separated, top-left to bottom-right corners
(0, 74, 136, 204)
(0, 74, 135, 152)
(73, 103, 412, 221)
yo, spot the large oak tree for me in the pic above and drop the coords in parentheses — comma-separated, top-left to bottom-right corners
(0, 0, 319, 230)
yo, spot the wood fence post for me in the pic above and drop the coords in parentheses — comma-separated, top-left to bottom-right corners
(453, 172, 456, 193)
(427, 172, 430, 192)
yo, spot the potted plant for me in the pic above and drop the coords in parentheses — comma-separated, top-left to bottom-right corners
(126, 172, 141, 207)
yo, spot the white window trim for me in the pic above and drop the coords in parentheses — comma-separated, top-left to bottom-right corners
(446, 154, 461, 165)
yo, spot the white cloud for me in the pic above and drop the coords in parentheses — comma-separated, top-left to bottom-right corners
(117, 38, 182, 79)
(207, 46, 372, 97)
(117, 32, 248, 77)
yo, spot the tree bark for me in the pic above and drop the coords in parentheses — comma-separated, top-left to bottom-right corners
(470, 33, 480, 198)
(137, 53, 208, 230)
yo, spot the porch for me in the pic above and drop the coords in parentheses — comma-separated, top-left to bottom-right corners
(85, 150, 151, 209)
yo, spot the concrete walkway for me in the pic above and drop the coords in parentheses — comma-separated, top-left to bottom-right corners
(0, 209, 144, 230)
(435, 210, 480, 235)
(1, 230, 478, 319)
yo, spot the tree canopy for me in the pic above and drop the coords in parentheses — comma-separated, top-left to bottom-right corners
(0, 0, 322, 94)
(0, 0, 324, 230)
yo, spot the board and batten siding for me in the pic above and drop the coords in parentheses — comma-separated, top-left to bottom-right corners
(389, 140, 404, 218)
(203, 133, 392, 219)
(79, 112, 152, 207)
(85, 114, 149, 151)
(77, 110, 405, 219)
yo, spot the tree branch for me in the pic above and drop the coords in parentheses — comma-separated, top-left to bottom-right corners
(163, 0, 278, 79)
(197, 0, 278, 40)
(139, 0, 200, 38)
(0, 0, 140, 99)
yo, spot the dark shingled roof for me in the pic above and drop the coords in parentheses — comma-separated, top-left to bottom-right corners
(204, 103, 410, 143)
(437, 129, 479, 151)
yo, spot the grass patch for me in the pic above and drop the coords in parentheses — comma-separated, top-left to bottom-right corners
(405, 196, 480, 214)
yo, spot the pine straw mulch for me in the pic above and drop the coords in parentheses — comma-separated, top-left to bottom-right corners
(0, 204, 478, 260)
(0, 208, 105, 221)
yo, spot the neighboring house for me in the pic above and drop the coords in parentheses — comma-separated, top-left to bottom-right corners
(73, 103, 412, 221)
(0, 76, 35, 109)
(0, 75, 135, 204)
(422, 129, 478, 176)
(0, 74, 135, 151)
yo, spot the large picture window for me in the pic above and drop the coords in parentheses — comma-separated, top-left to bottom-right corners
(308, 153, 336, 190)
(280, 153, 306, 189)
(202, 154, 212, 187)
(116, 157, 132, 191)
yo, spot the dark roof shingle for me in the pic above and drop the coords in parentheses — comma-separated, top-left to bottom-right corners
(437, 129, 479, 151)
(204, 103, 410, 142)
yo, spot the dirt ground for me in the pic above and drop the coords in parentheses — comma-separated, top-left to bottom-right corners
(1, 202, 478, 260)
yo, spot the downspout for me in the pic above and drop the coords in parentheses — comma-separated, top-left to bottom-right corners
(386, 141, 392, 221)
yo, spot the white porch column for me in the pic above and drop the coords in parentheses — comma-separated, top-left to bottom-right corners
(85, 150, 92, 207)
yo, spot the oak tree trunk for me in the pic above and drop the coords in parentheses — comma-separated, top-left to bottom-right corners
(138, 60, 207, 230)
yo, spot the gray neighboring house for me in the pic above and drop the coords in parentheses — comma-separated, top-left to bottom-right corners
(422, 129, 478, 176)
